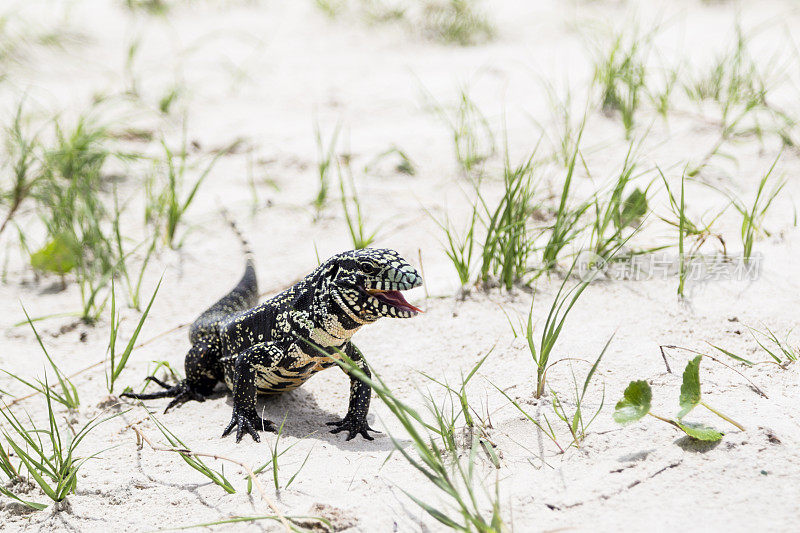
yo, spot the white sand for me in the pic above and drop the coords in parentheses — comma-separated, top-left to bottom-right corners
(1, 1, 799, 531)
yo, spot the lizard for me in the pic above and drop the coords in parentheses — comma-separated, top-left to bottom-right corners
(121, 226, 423, 443)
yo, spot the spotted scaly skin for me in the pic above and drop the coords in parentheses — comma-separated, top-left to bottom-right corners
(122, 248, 422, 443)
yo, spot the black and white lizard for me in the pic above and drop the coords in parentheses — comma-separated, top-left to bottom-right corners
(122, 231, 422, 443)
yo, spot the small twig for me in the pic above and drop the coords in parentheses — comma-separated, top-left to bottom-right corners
(130, 424, 292, 532)
(417, 248, 429, 303)
(661, 345, 768, 399)
(659, 345, 672, 373)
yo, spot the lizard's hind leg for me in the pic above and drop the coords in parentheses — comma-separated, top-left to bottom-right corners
(121, 340, 216, 413)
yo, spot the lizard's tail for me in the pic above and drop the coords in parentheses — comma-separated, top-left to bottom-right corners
(188, 209, 259, 342)
(220, 206, 254, 267)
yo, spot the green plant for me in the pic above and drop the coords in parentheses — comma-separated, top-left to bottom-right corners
(313, 343, 504, 531)
(685, 26, 771, 136)
(539, 126, 591, 273)
(477, 145, 538, 289)
(154, 129, 228, 248)
(747, 325, 798, 364)
(421, 0, 495, 46)
(250, 416, 313, 492)
(715, 325, 799, 366)
(493, 335, 611, 452)
(33, 113, 123, 321)
(314, 0, 346, 18)
(313, 120, 342, 215)
(685, 27, 791, 175)
(658, 168, 729, 257)
(593, 27, 650, 139)
(337, 161, 377, 249)
(113, 191, 158, 311)
(419, 351, 496, 461)
(363, 146, 416, 176)
(523, 259, 598, 399)
(453, 88, 495, 175)
(649, 63, 679, 119)
(613, 355, 744, 441)
(548, 336, 610, 448)
(147, 411, 236, 494)
(0, 384, 118, 507)
(427, 86, 494, 178)
(588, 139, 650, 261)
(0, 102, 42, 238)
(431, 201, 478, 290)
(2, 306, 80, 409)
(124, 0, 169, 16)
(106, 277, 162, 394)
(729, 155, 784, 262)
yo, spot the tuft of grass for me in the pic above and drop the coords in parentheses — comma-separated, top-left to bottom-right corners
(2, 305, 81, 409)
(685, 27, 792, 175)
(421, 0, 495, 46)
(313, 120, 342, 216)
(539, 125, 591, 273)
(548, 336, 610, 448)
(539, 83, 586, 169)
(0, 384, 118, 508)
(478, 143, 539, 289)
(147, 411, 236, 494)
(522, 259, 596, 399)
(158, 85, 181, 115)
(729, 154, 784, 263)
(309, 342, 504, 531)
(314, 0, 346, 18)
(33, 112, 124, 321)
(588, 138, 651, 261)
(106, 277, 162, 394)
(430, 200, 479, 291)
(113, 190, 159, 311)
(337, 160, 377, 249)
(453, 88, 495, 175)
(649, 63, 679, 120)
(746, 325, 798, 365)
(152, 127, 228, 248)
(493, 335, 611, 452)
(0, 102, 42, 238)
(592, 27, 650, 139)
(363, 146, 416, 176)
(657, 167, 729, 258)
(685, 26, 771, 136)
(419, 350, 495, 458)
(124, 0, 169, 16)
(440, 87, 495, 178)
(250, 416, 314, 493)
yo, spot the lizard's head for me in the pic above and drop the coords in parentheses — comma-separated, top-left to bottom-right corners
(328, 248, 423, 321)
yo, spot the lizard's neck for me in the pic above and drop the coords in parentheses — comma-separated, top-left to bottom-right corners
(306, 281, 372, 348)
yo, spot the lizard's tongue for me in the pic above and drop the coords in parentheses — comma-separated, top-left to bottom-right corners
(372, 290, 423, 313)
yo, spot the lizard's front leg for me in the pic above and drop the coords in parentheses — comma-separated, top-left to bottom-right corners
(327, 343, 379, 441)
(222, 342, 281, 442)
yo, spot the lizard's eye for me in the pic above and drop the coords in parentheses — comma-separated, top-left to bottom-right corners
(361, 264, 380, 276)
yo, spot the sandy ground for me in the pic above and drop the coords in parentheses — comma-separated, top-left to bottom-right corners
(1, 0, 800, 531)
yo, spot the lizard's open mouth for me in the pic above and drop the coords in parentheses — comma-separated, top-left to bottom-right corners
(365, 288, 423, 314)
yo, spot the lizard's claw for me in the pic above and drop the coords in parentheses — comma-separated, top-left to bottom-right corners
(222, 408, 275, 443)
(326, 415, 380, 441)
(121, 377, 205, 414)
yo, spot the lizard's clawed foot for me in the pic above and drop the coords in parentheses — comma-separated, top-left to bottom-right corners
(222, 408, 275, 443)
(121, 377, 206, 413)
(327, 415, 380, 441)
